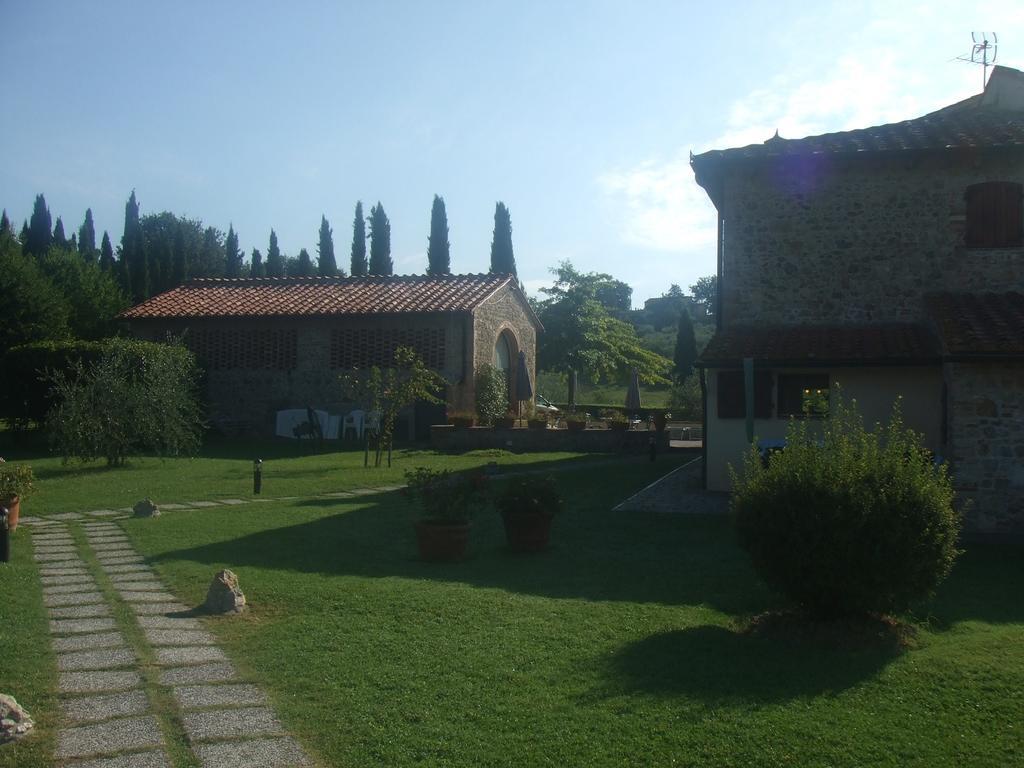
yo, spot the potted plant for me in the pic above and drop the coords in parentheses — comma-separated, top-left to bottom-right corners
(652, 410, 669, 432)
(0, 459, 35, 532)
(495, 410, 517, 429)
(565, 413, 588, 432)
(527, 408, 549, 430)
(446, 410, 476, 430)
(496, 475, 562, 552)
(604, 410, 629, 432)
(404, 467, 488, 561)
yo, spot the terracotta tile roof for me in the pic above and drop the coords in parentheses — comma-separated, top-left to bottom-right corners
(926, 292, 1024, 357)
(120, 274, 527, 320)
(699, 323, 941, 367)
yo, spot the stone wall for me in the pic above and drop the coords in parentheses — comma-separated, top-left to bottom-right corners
(720, 149, 1024, 326)
(431, 425, 670, 454)
(945, 361, 1024, 533)
(467, 283, 539, 412)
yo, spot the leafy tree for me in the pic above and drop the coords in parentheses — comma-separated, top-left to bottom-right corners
(47, 338, 203, 467)
(38, 247, 129, 339)
(537, 260, 670, 384)
(224, 224, 243, 278)
(295, 248, 315, 277)
(0, 231, 71, 354)
(489, 202, 516, 275)
(171, 223, 187, 285)
(52, 217, 68, 249)
(250, 248, 264, 278)
(78, 208, 97, 261)
(350, 201, 367, 276)
(368, 202, 393, 275)
(317, 215, 338, 276)
(340, 346, 445, 467)
(265, 229, 284, 277)
(732, 394, 959, 618)
(690, 275, 717, 320)
(194, 226, 225, 278)
(26, 193, 53, 258)
(672, 308, 698, 382)
(427, 194, 450, 275)
(99, 231, 115, 272)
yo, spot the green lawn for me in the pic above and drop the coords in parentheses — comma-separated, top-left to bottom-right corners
(111, 459, 1023, 767)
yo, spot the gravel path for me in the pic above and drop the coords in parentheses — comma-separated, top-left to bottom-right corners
(613, 457, 730, 514)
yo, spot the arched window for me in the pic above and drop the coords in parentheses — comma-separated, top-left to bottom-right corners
(965, 182, 1023, 248)
(494, 333, 512, 373)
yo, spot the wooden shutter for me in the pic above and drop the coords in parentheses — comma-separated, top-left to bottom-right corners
(965, 182, 1023, 248)
(716, 370, 772, 419)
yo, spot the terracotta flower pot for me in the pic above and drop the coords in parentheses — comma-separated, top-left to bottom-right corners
(527, 419, 548, 430)
(608, 421, 628, 432)
(653, 412, 668, 432)
(566, 420, 586, 432)
(502, 512, 553, 553)
(1, 496, 19, 531)
(415, 520, 471, 561)
(496, 417, 516, 429)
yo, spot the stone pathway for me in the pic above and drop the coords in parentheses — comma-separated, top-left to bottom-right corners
(613, 457, 729, 514)
(29, 520, 313, 767)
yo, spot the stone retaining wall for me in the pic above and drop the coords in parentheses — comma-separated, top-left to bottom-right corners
(431, 425, 669, 454)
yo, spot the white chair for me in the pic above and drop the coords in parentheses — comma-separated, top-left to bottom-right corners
(325, 414, 342, 440)
(342, 409, 365, 440)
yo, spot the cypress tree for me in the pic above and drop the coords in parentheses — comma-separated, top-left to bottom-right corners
(489, 202, 516, 276)
(296, 248, 314, 277)
(100, 231, 115, 272)
(368, 202, 393, 275)
(19, 221, 29, 247)
(53, 217, 68, 249)
(171, 224, 187, 285)
(121, 190, 147, 302)
(250, 248, 264, 278)
(78, 208, 97, 261)
(69, 233, 77, 250)
(265, 229, 284, 277)
(673, 308, 698, 382)
(350, 201, 367, 276)
(224, 225, 242, 278)
(317, 215, 338, 276)
(27, 193, 52, 258)
(426, 195, 451, 275)
(0, 210, 11, 236)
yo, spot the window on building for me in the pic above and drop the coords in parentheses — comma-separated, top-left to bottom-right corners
(965, 182, 1023, 248)
(777, 374, 830, 417)
(716, 370, 772, 419)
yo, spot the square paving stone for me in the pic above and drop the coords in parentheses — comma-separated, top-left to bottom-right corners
(182, 706, 283, 742)
(115, 579, 164, 591)
(87, 534, 131, 542)
(53, 631, 126, 652)
(109, 574, 159, 586)
(86, 509, 126, 517)
(32, 533, 75, 541)
(35, 552, 83, 563)
(62, 752, 171, 768)
(42, 574, 96, 586)
(154, 646, 227, 666)
(34, 546, 79, 555)
(157, 503, 190, 510)
(130, 602, 189, 615)
(91, 547, 137, 556)
(103, 564, 153, 574)
(121, 591, 178, 603)
(216, 498, 248, 505)
(58, 669, 142, 694)
(50, 604, 112, 619)
(62, 689, 151, 724)
(51, 617, 119, 634)
(58, 647, 137, 671)
(55, 715, 163, 759)
(192, 737, 311, 768)
(45, 591, 106, 607)
(40, 567, 90, 578)
(144, 628, 217, 646)
(186, 501, 220, 508)
(88, 539, 133, 548)
(97, 556, 145, 565)
(44, 583, 99, 596)
(159, 662, 237, 685)
(136, 615, 201, 630)
(16, 515, 43, 524)
(172, 683, 267, 710)
(50, 512, 84, 521)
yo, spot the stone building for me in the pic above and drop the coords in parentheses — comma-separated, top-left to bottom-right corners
(690, 65, 1024, 533)
(121, 273, 541, 437)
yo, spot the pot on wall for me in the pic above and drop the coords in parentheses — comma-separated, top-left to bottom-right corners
(415, 520, 471, 562)
(502, 512, 553, 553)
(1, 496, 20, 531)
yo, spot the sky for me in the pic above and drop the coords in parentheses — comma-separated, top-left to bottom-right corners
(2, 1, 1022, 306)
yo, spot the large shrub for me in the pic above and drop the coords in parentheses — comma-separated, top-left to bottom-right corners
(47, 338, 204, 466)
(731, 395, 960, 618)
(1, 340, 106, 427)
(474, 364, 509, 426)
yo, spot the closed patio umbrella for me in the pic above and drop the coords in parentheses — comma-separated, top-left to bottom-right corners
(515, 350, 533, 424)
(568, 369, 578, 411)
(624, 368, 642, 425)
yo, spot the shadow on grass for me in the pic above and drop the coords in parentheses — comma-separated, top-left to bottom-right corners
(597, 624, 903, 704)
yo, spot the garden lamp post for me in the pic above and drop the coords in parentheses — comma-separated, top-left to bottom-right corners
(253, 459, 263, 495)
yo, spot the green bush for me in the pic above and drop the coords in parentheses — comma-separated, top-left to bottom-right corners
(474, 364, 509, 426)
(1, 340, 106, 427)
(731, 394, 960, 618)
(667, 375, 702, 421)
(46, 338, 204, 466)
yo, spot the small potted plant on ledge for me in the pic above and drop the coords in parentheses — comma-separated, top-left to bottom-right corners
(446, 410, 477, 430)
(404, 467, 488, 561)
(495, 410, 517, 429)
(496, 475, 562, 552)
(0, 459, 35, 532)
(527, 409, 549, 430)
(565, 413, 588, 432)
(604, 410, 629, 432)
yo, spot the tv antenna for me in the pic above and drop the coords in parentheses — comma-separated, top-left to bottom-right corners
(955, 32, 998, 88)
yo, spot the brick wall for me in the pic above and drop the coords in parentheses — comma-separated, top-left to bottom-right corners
(720, 150, 1024, 326)
(945, 361, 1024, 533)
